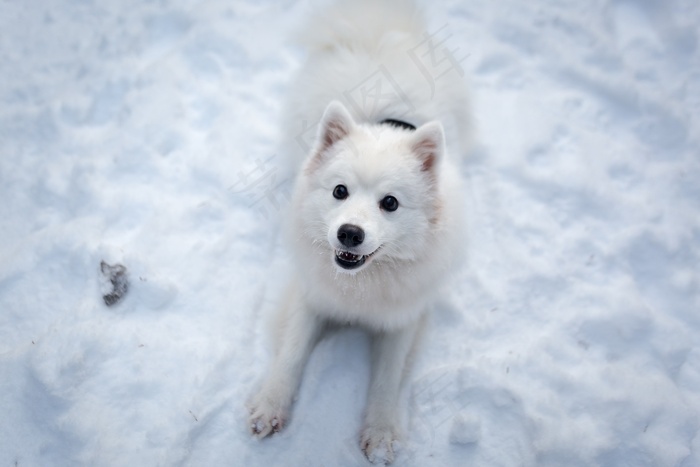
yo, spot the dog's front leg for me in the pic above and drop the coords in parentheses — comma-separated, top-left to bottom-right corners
(361, 318, 422, 465)
(247, 288, 323, 438)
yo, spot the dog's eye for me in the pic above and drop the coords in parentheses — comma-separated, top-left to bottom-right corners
(333, 184, 349, 200)
(380, 195, 399, 212)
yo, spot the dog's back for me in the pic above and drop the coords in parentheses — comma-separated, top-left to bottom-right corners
(282, 0, 472, 171)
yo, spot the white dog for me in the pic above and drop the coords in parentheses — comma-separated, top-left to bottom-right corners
(248, 0, 471, 463)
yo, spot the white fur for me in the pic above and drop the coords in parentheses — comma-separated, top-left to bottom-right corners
(248, 1, 471, 464)
(282, 0, 471, 172)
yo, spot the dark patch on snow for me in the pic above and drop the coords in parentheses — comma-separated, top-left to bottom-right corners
(100, 261, 129, 306)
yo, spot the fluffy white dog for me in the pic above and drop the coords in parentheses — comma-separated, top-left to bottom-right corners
(248, 0, 471, 463)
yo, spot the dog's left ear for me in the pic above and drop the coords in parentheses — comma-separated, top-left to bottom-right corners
(411, 122, 445, 173)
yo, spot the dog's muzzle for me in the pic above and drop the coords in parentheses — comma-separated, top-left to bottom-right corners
(335, 224, 365, 269)
(334, 224, 378, 270)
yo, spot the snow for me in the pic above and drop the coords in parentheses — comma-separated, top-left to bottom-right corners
(448, 411, 481, 446)
(0, 0, 698, 466)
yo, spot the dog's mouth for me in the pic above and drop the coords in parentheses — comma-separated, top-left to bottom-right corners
(334, 248, 379, 270)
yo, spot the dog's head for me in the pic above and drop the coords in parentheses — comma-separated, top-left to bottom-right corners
(298, 101, 445, 274)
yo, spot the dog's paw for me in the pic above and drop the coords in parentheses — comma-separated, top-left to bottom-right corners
(361, 425, 399, 465)
(247, 397, 288, 438)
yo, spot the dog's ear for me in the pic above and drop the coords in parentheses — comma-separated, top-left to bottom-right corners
(411, 122, 444, 173)
(317, 100, 355, 152)
(306, 101, 356, 173)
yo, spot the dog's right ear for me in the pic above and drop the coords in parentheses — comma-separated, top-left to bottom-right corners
(307, 101, 356, 172)
(318, 101, 355, 151)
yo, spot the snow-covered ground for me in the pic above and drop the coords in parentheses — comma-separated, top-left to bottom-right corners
(1, 0, 699, 465)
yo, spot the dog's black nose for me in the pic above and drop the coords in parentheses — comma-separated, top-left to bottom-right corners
(337, 224, 364, 247)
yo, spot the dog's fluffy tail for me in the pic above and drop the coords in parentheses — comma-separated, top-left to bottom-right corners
(296, 0, 425, 53)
